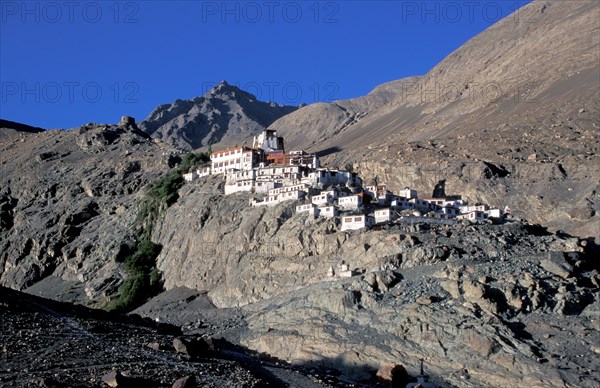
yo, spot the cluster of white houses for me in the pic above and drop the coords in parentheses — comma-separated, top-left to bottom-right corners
(184, 129, 362, 196)
(184, 130, 506, 232)
(298, 184, 506, 232)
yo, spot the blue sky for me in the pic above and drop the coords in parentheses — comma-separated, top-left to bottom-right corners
(1, 0, 532, 129)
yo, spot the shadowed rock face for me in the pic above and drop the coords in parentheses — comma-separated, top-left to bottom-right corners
(0, 119, 45, 135)
(269, 0, 600, 240)
(138, 81, 298, 151)
(0, 120, 173, 302)
(0, 286, 336, 388)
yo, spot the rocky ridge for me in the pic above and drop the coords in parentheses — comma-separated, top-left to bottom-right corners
(138, 176, 600, 387)
(0, 118, 174, 303)
(138, 81, 298, 151)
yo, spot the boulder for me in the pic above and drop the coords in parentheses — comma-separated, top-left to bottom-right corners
(540, 253, 573, 279)
(376, 363, 408, 387)
(101, 371, 126, 387)
(173, 336, 218, 358)
(172, 375, 196, 388)
(119, 116, 136, 127)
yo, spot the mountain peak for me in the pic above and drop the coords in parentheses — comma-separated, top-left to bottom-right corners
(139, 81, 298, 150)
(207, 80, 247, 98)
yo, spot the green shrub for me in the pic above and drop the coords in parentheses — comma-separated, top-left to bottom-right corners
(123, 241, 162, 273)
(109, 151, 208, 313)
(178, 151, 210, 174)
(108, 241, 163, 313)
(108, 274, 148, 312)
(148, 171, 183, 206)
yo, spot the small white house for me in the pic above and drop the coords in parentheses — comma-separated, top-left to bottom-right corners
(318, 205, 338, 218)
(224, 179, 255, 195)
(251, 190, 304, 207)
(197, 167, 211, 178)
(410, 198, 435, 212)
(486, 208, 502, 218)
(460, 204, 488, 214)
(338, 263, 354, 277)
(183, 171, 198, 182)
(365, 185, 391, 205)
(391, 196, 414, 210)
(311, 192, 334, 206)
(341, 215, 373, 231)
(421, 198, 446, 207)
(254, 180, 275, 194)
(338, 195, 363, 210)
(374, 208, 392, 224)
(399, 188, 418, 199)
(456, 211, 487, 221)
(306, 169, 363, 187)
(439, 206, 459, 217)
(268, 184, 307, 196)
(277, 190, 304, 202)
(296, 203, 318, 217)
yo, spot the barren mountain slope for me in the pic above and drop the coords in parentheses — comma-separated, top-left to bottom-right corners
(292, 0, 599, 239)
(310, 0, 599, 150)
(139, 81, 298, 151)
(0, 119, 45, 136)
(0, 119, 175, 302)
(267, 78, 417, 150)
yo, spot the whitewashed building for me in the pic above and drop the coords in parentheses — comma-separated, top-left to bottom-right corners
(253, 129, 284, 152)
(338, 195, 363, 210)
(439, 206, 460, 217)
(252, 190, 305, 207)
(254, 181, 275, 194)
(374, 208, 392, 224)
(421, 198, 446, 207)
(311, 192, 334, 206)
(338, 263, 354, 277)
(318, 205, 338, 218)
(486, 208, 502, 218)
(410, 198, 436, 212)
(296, 203, 318, 217)
(183, 171, 198, 182)
(341, 215, 374, 231)
(456, 211, 487, 221)
(460, 204, 488, 214)
(268, 184, 308, 196)
(305, 169, 362, 187)
(399, 188, 418, 199)
(224, 180, 256, 195)
(211, 146, 259, 174)
(365, 185, 392, 205)
(257, 165, 303, 183)
(391, 196, 414, 210)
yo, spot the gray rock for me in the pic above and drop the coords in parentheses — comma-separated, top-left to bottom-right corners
(172, 375, 196, 388)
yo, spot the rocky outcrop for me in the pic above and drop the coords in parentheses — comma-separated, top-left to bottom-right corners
(236, 244, 598, 387)
(326, 146, 600, 241)
(139, 81, 298, 151)
(143, 175, 600, 387)
(0, 119, 172, 303)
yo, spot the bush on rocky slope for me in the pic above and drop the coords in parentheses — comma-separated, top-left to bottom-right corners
(108, 152, 209, 312)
